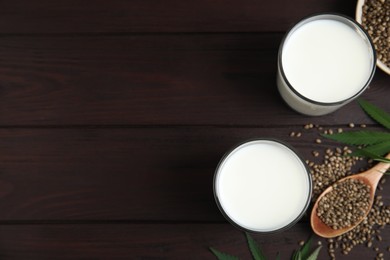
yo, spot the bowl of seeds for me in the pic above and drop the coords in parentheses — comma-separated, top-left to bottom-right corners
(356, 0, 390, 75)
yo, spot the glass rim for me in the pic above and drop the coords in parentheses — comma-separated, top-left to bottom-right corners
(213, 138, 313, 234)
(278, 12, 377, 107)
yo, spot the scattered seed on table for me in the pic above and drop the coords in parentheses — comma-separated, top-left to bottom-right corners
(286, 125, 390, 257)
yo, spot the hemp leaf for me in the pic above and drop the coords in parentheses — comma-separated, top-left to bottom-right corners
(292, 237, 322, 260)
(210, 233, 322, 260)
(209, 247, 239, 260)
(322, 131, 390, 146)
(351, 141, 390, 158)
(322, 99, 390, 160)
(306, 246, 322, 260)
(246, 233, 267, 260)
(296, 237, 312, 259)
(358, 99, 390, 130)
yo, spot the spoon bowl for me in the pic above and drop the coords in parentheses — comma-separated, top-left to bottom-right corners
(311, 153, 390, 238)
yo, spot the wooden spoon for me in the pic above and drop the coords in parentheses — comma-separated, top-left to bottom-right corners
(311, 153, 390, 238)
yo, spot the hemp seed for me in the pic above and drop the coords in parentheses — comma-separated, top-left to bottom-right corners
(288, 125, 390, 259)
(317, 179, 371, 229)
(362, 0, 390, 68)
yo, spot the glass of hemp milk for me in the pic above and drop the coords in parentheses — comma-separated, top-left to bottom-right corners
(277, 13, 376, 116)
(214, 139, 312, 233)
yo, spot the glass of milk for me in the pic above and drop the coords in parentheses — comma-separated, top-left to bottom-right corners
(277, 13, 376, 116)
(214, 139, 312, 233)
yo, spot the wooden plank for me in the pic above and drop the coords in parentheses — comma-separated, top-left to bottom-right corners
(0, 34, 387, 126)
(0, 223, 385, 259)
(0, 127, 387, 221)
(0, 0, 356, 34)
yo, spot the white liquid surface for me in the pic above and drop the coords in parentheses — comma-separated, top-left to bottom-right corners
(282, 19, 373, 103)
(215, 140, 311, 232)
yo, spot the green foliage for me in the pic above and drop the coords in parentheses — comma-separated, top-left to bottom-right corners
(351, 141, 390, 158)
(322, 131, 390, 146)
(323, 99, 390, 160)
(246, 233, 267, 260)
(306, 246, 322, 260)
(358, 99, 390, 130)
(210, 233, 322, 260)
(297, 237, 312, 259)
(209, 247, 239, 260)
(292, 237, 322, 260)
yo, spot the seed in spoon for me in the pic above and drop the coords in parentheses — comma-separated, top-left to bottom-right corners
(316, 178, 371, 229)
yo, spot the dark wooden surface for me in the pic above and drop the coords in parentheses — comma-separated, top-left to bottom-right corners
(0, 0, 389, 259)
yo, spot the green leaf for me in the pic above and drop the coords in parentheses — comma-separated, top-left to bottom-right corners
(292, 251, 302, 260)
(299, 237, 312, 259)
(209, 247, 240, 260)
(355, 149, 390, 163)
(376, 158, 390, 163)
(352, 148, 381, 159)
(359, 99, 390, 130)
(246, 233, 267, 260)
(322, 131, 390, 146)
(306, 246, 322, 260)
(352, 141, 390, 157)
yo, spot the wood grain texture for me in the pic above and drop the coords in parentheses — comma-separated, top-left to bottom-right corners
(0, 223, 386, 260)
(0, 34, 388, 126)
(0, 1, 390, 259)
(0, 0, 356, 34)
(0, 127, 387, 221)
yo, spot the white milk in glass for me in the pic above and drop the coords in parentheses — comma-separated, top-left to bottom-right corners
(277, 14, 375, 116)
(214, 140, 311, 232)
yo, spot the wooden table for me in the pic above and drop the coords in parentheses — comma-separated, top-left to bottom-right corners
(0, 0, 389, 259)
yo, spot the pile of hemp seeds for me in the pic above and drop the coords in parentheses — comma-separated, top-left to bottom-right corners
(317, 178, 371, 230)
(361, 0, 390, 68)
(290, 123, 390, 260)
